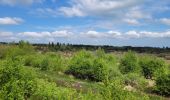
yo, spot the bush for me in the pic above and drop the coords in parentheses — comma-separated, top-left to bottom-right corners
(139, 56, 166, 79)
(0, 45, 9, 59)
(5, 45, 34, 60)
(102, 79, 149, 100)
(24, 53, 64, 72)
(119, 51, 140, 74)
(24, 54, 43, 68)
(32, 79, 103, 100)
(155, 74, 170, 96)
(0, 58, 37, 99)
(41, 58, 50, 71)
(32, 79, 78, 100)
(93, 58, 109, 82)
(46, 53, 64, 71)
(66, 50, 109, 82)
(124, 73, 147, 91)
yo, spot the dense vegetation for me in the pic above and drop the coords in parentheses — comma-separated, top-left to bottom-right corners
(0, 41, 169, 100)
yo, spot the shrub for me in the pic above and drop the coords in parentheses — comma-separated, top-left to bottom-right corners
(5, 45, 34, 60)
(26, 54, 43, 68)
(32, 79, 103, 100)
(0, 58, 37, 99)
(124, 73, 147, 91)
(139, 56, 166, 79)
(46, 53, 64, 71)
(96, 48, 105, 58)
(102, 79, 149, 100)
(41, 58, 50, 71)
(119, 51, 140, 74)
(32, 79, 78, 100)
(66, 50, 109, 82)
(24, 55, 36, 66)
(93, 58, 109, 82)
(0, 45, 9, 59)
(155, 74, 170, 96)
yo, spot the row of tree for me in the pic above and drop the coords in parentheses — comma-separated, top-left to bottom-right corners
(1, 41, 170, 53)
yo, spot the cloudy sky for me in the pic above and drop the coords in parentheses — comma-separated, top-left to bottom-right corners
(0, 0, 170, 47)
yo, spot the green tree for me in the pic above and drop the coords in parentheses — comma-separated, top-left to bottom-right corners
(119, 51, 140, 74)
(139, 56, 166, 79)
(0, 58, 36, 99)
(155, 74, 170, 96)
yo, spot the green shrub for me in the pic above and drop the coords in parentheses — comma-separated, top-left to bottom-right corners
(46, 53, 64, 71)
(119, 51, 140, 74)
(0, 45, 9, 59)
(29, 55, 43, 68)
(66, 50, 109, 82)
(124, 73, 147, 91)
(32, 79, 78, 100)
(0, 59, 37, 99)
(5, 45, 34, 60)
(41, 58, 50, 71)
(93, 58, 109, 82)
(32, 79, 104, 100)
(24, 55, 36, 66)
(155, 74, 170, 96)
(96, 48, 105, 58)
(102, 79, 149, 100)
(139, 56, 166, 79)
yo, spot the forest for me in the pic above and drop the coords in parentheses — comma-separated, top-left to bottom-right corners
(0, 40, 169, 100)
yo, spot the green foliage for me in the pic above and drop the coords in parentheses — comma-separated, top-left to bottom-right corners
(2, 42, 34, 60)
(96, 48, 105, 58)
(41, 58, 50, 71)
(24, 54, 43, 68)
(66, 50, 109, 82)
(1, 44, 169, 99)
(18, 40, 32, 50)
(102, 79, 149, 100)
(0, 59, 37, 99)
(32, 79, 78, 100)
(139, 56, 166, 79)
(24, 53, 64, 72)
(93, 58, 109, 82)
(0, 45, 9, 59)
(155, 74, 170, 96)
(124, 73, 147, 91)
(119, 51, 140, 74)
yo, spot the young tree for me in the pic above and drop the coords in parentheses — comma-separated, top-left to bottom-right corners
(119, 51, 139, 74)
(139, 56, 166, 79)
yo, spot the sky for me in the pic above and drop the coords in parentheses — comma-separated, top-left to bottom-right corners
(0, 0, 170, 47)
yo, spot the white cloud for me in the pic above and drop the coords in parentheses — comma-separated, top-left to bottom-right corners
(52, 30, 72, 38)
(2, 30, 170, 43)
(0, 17, 23, 25)
(59, 6, 85, 17)
(126, 8, 151, 19)
(140, 31, 161, 38)
(21, 31, 51, 38)
(160, 18, 170, 25)
(125, 31, 140, 38)
(20, 30, 72, 38)
(0, 31, 13, 37)
(35, 8, 59, 17)
(0, 0, 43, 6)
(80, 30, 170, 39)
(0, 31, 19, 41)
(81, 31, 103, 38)
(123, 19, 139, 25)
(59, 0, 144, 17)
(107, 31, 122, 38)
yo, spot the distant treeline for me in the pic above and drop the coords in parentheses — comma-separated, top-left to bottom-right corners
(1, 41, 170, 53)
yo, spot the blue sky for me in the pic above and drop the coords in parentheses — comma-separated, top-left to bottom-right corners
(0, 0, 170, 47)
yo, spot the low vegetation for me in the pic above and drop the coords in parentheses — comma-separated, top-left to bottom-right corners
(0, 41, 169, 100)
